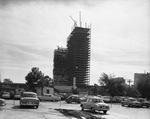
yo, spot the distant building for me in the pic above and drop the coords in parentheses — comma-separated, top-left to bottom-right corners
(0, 83, 26, 94)
(54, 86, 73, 93)
(35, 86, 54, 95)
(53, 46, 67, 86)
(134, 73, 150, 88)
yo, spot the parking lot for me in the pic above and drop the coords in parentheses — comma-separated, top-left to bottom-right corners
(0, 100, 150, 119)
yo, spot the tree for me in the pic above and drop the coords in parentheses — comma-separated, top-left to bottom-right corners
(98, 73, 126, 96)
(91, 84, 99, 95)
(43, 75, 54, 87)
(3, 78, 13, 84)
(25, 67, 44, 91)
(125, 85, 141, 98)
(37, 75, 54, 95)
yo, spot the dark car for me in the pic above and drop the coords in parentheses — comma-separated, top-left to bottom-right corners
(121, 98, 141, 107)
(66, 95, 85, 104)
(137, 98, 150, 108)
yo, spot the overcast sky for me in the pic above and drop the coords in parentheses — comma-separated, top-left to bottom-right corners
(0, 0, 149, 85)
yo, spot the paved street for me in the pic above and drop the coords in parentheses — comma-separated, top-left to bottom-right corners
(0, 100, 150, 119)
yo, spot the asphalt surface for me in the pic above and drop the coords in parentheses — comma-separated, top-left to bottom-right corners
(0, 100, 150, 119)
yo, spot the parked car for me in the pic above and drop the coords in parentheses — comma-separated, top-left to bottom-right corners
(0, 98, 6, 106)
(111, 96, 126, 103)
(102, 96, 111, 103)
(137, 98, 150, 108)
(20, 92, 39, 108)
(59, 93, 68, 100)
(66, 95, 85, 104)
(97, 95, 102, 98)
(38, 93, 61, 101)
(14, 94, 21, 100)
(1, 92, 10, 99)
(121, 97, 141, 107)
(80, 96, 110, 114)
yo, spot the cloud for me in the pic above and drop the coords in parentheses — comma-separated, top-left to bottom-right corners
(0, 0, 101, 6)
(0, 0, 149, 84)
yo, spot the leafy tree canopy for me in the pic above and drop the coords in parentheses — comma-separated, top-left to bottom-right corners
(25, 67, 44, 90)
(3, 78, 13, 84)
(25, 67, 54, 92)
(98, 73, 126, 96)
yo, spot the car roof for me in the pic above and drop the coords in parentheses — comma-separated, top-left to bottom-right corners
(70, 94, 79, 96)
(23, 92, 37, 95)
(88, 96, 102, 99)
(128, 97, 136, 100)
(138, 98, 146, 99)
(44, 93, 53, 95)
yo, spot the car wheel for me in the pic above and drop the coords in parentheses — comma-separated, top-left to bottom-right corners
(20, 105, 23, 108)
(36, 106, 39, 108)
(128, 104, 130, 107)
(103, 111, 107, 114)
(91, 107, 95, 113)
(81, 105, 84, 111)
(147, 106, 149, 108)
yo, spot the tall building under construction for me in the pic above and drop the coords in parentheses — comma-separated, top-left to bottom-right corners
(53, 47, 67, 86)
(66, 25, 91, 86)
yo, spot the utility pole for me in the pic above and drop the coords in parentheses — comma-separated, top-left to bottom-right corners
(127, 79, 132, 97)
(127, 79, 132, 86)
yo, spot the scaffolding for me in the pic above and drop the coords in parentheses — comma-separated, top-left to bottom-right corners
(53, 47, 67, 85)
(66, 26, 91, 86)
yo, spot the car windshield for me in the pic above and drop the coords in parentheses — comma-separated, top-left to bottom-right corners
(138, 98, 146, 102)
(92, 99, 103, 103)
(22, 93, 36, 98)
(129, 98, 137, 101)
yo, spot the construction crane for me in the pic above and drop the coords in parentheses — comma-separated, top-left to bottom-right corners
(70, 16, 77, 27)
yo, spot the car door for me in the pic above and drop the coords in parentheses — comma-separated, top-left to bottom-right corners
(86, 98, 92, 109)
(70, 96, 76, 102)
(82, 99, 89, 109)
(74, 96, 79, 103)
(123, 99, 128, 105)
(44, 94, 48, 101)
(48, 94, 53, 101)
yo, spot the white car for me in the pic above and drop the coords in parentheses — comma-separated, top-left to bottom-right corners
(38, 93, 61, 101)
(81, 96, 110, 114)
(14, 94, 21, 100)
(102, 96, 111, 103)
(2, 93, 10, 99)
(20, 92, 39, 108)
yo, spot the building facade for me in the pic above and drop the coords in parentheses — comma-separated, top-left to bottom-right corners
(134, 73, 150, 88)
(53, 46, 67, 86)
(66, 26, 91, 86)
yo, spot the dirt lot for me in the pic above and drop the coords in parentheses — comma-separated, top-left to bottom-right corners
(55, 108, 105, 119)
